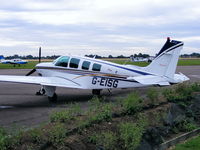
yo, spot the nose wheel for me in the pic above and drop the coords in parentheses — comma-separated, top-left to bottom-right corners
(36, 88, 46, 95)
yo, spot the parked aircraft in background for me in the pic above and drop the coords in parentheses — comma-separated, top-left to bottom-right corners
(0, 56, 28, 66)
(0, 38, 189, 102)
(130, 56, 155, 62)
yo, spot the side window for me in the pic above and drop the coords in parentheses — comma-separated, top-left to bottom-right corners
(70, 58, 80, 68)
(55, 56, 70, 67)
(82, 61, 91, 70)
(92, 63, 101, 71)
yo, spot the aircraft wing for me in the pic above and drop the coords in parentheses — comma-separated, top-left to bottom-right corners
(0, 75, 82, 89)
(127, 75, 170, 86)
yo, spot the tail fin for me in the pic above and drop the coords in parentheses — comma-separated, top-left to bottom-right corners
(144, 38, 183, 79)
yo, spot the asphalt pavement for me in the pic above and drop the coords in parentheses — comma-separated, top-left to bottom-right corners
(0, 66, 199, 130)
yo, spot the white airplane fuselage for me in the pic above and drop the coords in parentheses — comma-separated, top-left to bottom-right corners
(36, 56, 149, 90)
(0, 38, 190, 101)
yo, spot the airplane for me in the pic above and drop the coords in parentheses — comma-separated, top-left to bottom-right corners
(0, 38, 189, 102)
(130, 55, 155, 62)
(0, 56, 28, 66)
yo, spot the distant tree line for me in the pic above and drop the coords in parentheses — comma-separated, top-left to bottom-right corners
(3, 52, 200, 59)
(180, 53, 200, 58)
(85, 53, 150, 59)
(5, 54, 61, 59)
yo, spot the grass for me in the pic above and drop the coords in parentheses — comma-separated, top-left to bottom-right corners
(123, 92, 143, 115)
(0, 61, 38, 69)
(88, 132, 117, 150)
(147, 88, 159, 106)
(178, 59, 200, 66)
(1, 82, 200, 149)
(50, 103, 82, 123)
(110, 59, 200, 66)
(119, 114, 148, 150)
(48, 122, 67, 146)
(162, 83, 200, 106)
(0, 58, 199, 69)
(174, 135, 200, 150)
(0, 127, 8, 150)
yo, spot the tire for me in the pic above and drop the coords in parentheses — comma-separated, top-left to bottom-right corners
(92, 89, 101, 96)
(48, 93, 57, 102)
(35, 88, 46, 95)
(40, 88, 46, 95)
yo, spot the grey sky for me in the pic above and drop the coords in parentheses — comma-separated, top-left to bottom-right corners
(0, 0, 199, 56)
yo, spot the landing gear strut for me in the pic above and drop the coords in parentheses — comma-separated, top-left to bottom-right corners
(48, 93, 57, 102)
(36, 87, 46, 95)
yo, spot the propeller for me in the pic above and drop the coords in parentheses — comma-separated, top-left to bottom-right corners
(26, 47, 41, 76)
(39, 47, 41, 63)
(26, 68, 36, 76)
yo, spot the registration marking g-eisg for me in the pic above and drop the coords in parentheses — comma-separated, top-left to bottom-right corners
(92, 76, 118, 88)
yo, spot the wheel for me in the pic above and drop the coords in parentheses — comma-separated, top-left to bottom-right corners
(92, 89, 101, 96)
(40, 88, 46, 95)
(48, 93, 57, 102)
(35, 88, 46, 95)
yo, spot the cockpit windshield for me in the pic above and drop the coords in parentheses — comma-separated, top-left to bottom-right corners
(54, 56, 70, 67)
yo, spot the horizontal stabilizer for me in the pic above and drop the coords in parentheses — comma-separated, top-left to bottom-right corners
(127, 75, 170, 86)
(172, 73, 190, 83)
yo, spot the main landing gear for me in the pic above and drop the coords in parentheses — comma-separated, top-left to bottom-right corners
(48, 93, 57, 103)
(36, 86, 57, 102)
(92, 89, 102, 96)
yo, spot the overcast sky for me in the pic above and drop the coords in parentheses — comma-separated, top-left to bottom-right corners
(0, 0, 200, 56)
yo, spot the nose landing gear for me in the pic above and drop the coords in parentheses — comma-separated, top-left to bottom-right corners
(36, 87, 46, 95)
(36, 86, 57, 102)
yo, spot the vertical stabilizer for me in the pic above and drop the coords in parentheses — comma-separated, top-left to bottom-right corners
(144, 38, 184, 79)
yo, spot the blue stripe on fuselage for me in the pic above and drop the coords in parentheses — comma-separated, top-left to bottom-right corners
(83, 58, 152, 75)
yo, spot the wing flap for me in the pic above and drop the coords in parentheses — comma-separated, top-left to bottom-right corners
(0, 75, 82, 89)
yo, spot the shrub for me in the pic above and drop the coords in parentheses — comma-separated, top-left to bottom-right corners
(48, 123, 67, 145)
(50, 103, 81, 123)
(0, 127, 8, 150)
(90, 103, 113, 123)
(9, 128, 25, 148)
(147, 88, 159, 105)
(119, 122, 144, 150)
(28, 128, 43, 143)
(50, 110, 73, 123)
(136, 113, 148, 128)
(78, 99, 113, 131)
(88, 96, 102, 112)
(118, 114, 147, 150)
(162, 83, 194, 106)
(123, 92, 143, 114)
(183, 122, 198, 132)
(88, 132, 117, 150)
(178, 120, 198, 132)
(191, 82, 200, 92)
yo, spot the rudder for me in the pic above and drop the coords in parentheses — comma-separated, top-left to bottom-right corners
(144, 38, 184, 79)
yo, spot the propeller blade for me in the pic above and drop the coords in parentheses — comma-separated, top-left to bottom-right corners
(26, 68, 36, 76)
(39, 47, 41, 63)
